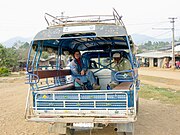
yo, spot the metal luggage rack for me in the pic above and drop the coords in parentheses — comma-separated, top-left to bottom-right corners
(44, 8, 125, 27)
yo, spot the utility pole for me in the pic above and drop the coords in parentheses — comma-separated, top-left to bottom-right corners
(168, 17, 177, 68)
(153, 17, 177, 68)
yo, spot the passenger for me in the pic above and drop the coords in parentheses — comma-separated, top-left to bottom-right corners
(70, 50, 100, 90)
(109, 52, 132, 89)
(175, 61, 180, 69)
(89, 60, 98, 69)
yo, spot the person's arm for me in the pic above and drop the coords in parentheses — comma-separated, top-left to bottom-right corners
(70, 60, 81, 76)
(81, 58, 87, 71)
(118, 58, 132, 71)
(125, 58, 132, 70)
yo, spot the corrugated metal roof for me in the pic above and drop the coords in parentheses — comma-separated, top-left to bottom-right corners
(136, 51, 172, 58)
(175, 45, 180, 51)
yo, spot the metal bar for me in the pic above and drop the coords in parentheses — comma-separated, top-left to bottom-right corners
(35, 41, 43, 70)
(24, 87, 31, 119)
(125, 35, 136, 115)
(27, 116, 136, 123)
(36, 99, 127, 102)
(34, 90, 130, 94)
(125, 36, 134, 69)
(31, 42, 40, 71)
(26, 41, 33, 72)
(34, 93, 38, 111)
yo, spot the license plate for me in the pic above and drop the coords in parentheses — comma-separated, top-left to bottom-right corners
(73, 123, 94, 128)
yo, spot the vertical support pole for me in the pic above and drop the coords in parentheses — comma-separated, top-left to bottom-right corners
(169, 17, 177, 68)
(125, 36, 136, 115)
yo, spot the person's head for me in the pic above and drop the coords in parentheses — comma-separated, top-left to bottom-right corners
(73, 50, 81, 60)
(113, 53, 121, 62)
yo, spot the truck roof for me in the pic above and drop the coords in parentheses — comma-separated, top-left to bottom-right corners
(31, 9, 135, 53)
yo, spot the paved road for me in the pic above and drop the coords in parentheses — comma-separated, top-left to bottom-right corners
(139, 67, 180, 80)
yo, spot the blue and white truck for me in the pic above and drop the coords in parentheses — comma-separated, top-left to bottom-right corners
(25, 9, 140, 135)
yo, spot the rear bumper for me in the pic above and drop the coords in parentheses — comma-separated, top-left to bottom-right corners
(27, 115, 137, 123)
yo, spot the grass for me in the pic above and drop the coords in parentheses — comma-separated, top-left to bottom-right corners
(139, 83, 180, 105)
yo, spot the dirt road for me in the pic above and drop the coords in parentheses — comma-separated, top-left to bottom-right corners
(139, 67, 180, 80)
(0, 72, 180, 135)
(139, 67, 180, 91)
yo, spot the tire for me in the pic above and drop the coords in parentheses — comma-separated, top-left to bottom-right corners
(125, 132, 133, 135)
(117, 132, 133, 135)
(117, 132, 125, 135)
(66, 128, 75, 135)
(136, 96, 139, 115)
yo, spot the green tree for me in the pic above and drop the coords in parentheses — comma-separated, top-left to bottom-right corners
(137, 40, 170, 53)
(0, 44, 19, 71)
(0, 44, 7, 67)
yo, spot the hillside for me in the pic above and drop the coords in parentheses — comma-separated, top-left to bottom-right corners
(1, 34, 178, 48)
(2, 36, 32, 48)
(131, 34, 172, 45)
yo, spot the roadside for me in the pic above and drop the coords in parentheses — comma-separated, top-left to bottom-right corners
(139, 67, 180, 80)
(139, 67, 180, 91)
(140, 75, 180, 91)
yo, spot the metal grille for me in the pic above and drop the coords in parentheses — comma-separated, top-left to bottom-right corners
(34, 92, 128, 115)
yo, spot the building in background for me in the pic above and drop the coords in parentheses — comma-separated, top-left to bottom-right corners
(136, 42, 180, 68)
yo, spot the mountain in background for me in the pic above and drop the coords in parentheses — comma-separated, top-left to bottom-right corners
(2, 36, 32, 48)
(1, 34, 177, 48)
(131, 34, 172, 45)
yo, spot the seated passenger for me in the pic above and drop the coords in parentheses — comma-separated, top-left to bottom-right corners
(109, 52, 132, 89)
(70, 50, 100, 90)
(89, 60, 98, 69)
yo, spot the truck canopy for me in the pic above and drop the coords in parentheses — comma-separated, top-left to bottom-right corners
(31, 12, 135, 53)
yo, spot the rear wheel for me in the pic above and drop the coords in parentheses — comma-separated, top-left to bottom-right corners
(117, 132, 133, 135)
(66, 128, 75, 135)
(125, 132, 133, 135)
(117, 132, 125, 135)
(115, 123, 134, 135)
(136, 94, 139, 115)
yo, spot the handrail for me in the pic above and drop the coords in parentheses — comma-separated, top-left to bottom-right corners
(114, 70, 134, 82)
(26, 41, 33, 73)
(25, 72, 40, 84)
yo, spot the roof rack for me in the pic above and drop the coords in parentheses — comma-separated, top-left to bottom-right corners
(44, 8, 125, 27)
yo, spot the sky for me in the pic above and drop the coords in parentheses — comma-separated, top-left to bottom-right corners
(0, 0, 180, 42)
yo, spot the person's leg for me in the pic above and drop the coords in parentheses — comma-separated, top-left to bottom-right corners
(86, 71, 97, 85)
(111, 71, 116, 82)
(109, 71, 119, 89)
(73, 76, 88, 90)
(86, 71, 100, 90)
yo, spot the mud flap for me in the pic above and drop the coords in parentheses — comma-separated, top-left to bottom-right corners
(48, 123, 66, 134)
(116, 123, 134, 135)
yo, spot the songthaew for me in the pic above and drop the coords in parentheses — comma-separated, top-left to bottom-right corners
(25, 9, 140, 135)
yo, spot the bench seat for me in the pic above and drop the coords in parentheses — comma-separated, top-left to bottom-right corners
(32, 69, 74, 91)
(43, 83, 74, 91)
(113, 82, 133, 90)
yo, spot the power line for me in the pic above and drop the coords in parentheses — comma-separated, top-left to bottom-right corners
(153, 31, 171, 38)
(152, 17, 177, 68)
(127, 21, 169, 26)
